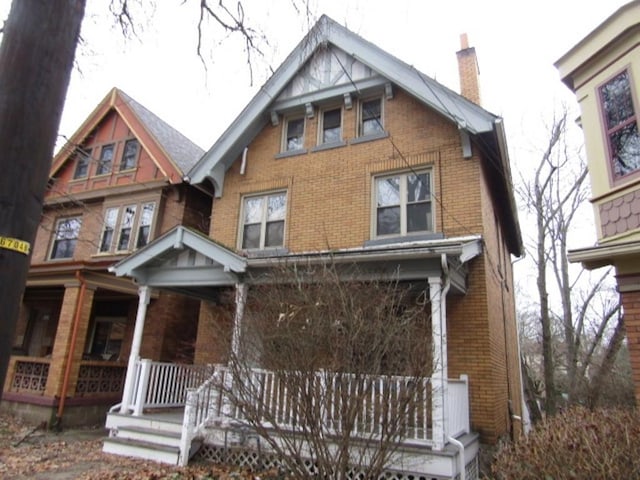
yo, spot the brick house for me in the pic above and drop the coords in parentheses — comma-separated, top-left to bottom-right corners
(103, 16, 524, 479)
(1, 88, 209, 427)
(556, 1, 640, 403)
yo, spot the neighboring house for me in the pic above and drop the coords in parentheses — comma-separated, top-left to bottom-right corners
(1, 88, 209, 427)
(102, 17, 524, 479)
(556, 1, 640, 403)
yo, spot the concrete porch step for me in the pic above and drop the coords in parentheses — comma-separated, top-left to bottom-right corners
(116, 425, 182, 448)
(103, 436, 180, 464)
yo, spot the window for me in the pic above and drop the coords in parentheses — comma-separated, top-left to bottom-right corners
(86, 317, 126, 360)
(99, 208, 118, 252)
(284, 117, 304, 151)
(375, 171, 432, 237)
(360, 98, 384, 136)
(241, 192, 286, 249)
(73, 148, 91, 179)
(50, 217, 82, 259)
(119, 139, 139, 171)
(98, 202, 156, 254)
(321, 108, 342, 144)
(136, 203, 155, 248)
(117, 205, 137, 251)
(600, 70, 640, 178)
(96, 144, 114, 175)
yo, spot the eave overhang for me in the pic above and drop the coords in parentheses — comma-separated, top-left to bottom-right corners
(568, 240, 640, 270)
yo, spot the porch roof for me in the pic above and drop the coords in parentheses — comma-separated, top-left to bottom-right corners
(111, 227, 482, 299)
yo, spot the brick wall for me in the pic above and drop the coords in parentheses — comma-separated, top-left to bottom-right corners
(621, 289, 640, 404)
(201, 90, 522, 443)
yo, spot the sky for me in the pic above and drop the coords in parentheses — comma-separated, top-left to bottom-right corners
(0, 0, 630, 290)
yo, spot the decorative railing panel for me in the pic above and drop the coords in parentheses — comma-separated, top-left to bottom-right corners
(76, 362, 126, 397)
(10, 358, 50, 394)
(446, 375, 470, 437)
(130, 360, 216, 415)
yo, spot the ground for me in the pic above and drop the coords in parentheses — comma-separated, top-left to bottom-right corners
(0, 414, 271, 479)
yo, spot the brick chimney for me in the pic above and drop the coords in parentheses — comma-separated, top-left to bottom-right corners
(456, 33, 481, 105)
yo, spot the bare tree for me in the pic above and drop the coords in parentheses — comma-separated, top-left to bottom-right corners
(0, 0, 86, 398)
(0, 0, 309, 394)
(212, 263, 433, 479)
(518, 108, 626, 414)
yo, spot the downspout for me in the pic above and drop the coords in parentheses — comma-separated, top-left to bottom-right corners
(54, 270, 87, 430)
(442, 254, 465, 480)
(448, 435, 466, 480)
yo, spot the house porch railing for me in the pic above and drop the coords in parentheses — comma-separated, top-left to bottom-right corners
(7, 356, 51, 395)
(178, 366, 471, 466)
(125, 359, 215, 416)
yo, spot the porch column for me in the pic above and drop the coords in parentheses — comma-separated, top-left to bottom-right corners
(120, 285, 151, 414)
(430, 276, 448, 451)
(231, 283, 247, 359)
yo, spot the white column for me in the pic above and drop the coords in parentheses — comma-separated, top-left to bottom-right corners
(230, 283, 247, 360)
(120, 285, 151, 414)
(430, 276, 448, 450)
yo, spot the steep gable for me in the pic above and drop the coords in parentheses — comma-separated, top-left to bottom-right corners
(49, 88, 204, 201)
(187, 15, 522, 256)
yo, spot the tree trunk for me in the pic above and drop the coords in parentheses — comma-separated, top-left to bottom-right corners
(0, 0, 86, 394)
(588, 312, 626, 408)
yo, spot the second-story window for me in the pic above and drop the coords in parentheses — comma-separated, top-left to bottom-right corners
(73, 148, 91, 179)
(360, 98, 384, 137)
(50, 216, 82, 260)
(241, 192, 286, 249)
(321, 108, 342, 144)
(98, 202, 156, 254)
(374, 170, 432, 237)
(119, 139, 139, 171)
(600, 69, 640, 178)
(96, 144, 114, 175)
(284, 117, 304, 152)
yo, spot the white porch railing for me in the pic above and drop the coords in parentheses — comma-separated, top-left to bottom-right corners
(178, 367, 471, 466)
(129, 359, 215, 416)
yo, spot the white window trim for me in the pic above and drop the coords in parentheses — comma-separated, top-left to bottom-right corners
(359, 97, 384, 137)
(238, 191, 287, 250)
(318, 106, 343, 145)
(282, 116, 305, 152)
(371, 169, 434, 239)
(49, 216, 82, 260)
(96, 201, 157, 255)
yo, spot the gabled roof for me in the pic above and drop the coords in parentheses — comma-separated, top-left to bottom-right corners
(110, 226, 247, 294)
(51, 88, 204, 180)
(186, 15, 522, 256)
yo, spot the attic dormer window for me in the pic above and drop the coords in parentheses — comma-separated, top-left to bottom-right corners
(119, 139, 139, 171)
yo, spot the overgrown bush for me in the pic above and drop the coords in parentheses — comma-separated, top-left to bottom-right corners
(491, 407, 640, 479)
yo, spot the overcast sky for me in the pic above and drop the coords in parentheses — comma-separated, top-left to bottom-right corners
(0, 0, 630, 270)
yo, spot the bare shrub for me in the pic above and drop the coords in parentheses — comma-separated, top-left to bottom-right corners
(491, 407, 640, 479)
(219, 262, 433, 479)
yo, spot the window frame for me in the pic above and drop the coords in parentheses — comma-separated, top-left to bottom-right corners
(319, 106, 343, 145)
(119, 139, 140, 171)
(73, 148, 92, 179)
(359, 97, 384, 137)
(282, 117, 305, 152)
(96, 201, 157, 255)
(372, 169, 433, 239)
(239, 191, 287, 250)
(96, 143, 115, 176)
(598, 68, 640, 181)
(49, 216, 82, 260)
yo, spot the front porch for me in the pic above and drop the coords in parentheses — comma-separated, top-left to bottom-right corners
(104, 360, 478, 479)
(103, 227, 484, 478)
